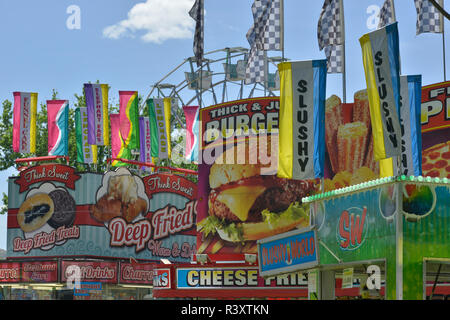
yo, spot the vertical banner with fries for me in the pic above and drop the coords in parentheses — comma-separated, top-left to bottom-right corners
(197, 97, 318, 255)
(359, 22, 402, 162)
(323, 91, 380, 191)
(277, 60, 327, 180)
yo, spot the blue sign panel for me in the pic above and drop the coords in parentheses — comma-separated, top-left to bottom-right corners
(257, 227, 319, 277)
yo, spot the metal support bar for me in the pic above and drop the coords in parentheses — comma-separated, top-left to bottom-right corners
(319, 239, 342, 264)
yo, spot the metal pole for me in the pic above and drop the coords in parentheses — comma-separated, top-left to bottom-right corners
(395, 177, 403, 300)
(264, 51, 268, 97)
(442, 0, 447, 81)
(340, 0, 346, 103)
(281, 0, 285, 62)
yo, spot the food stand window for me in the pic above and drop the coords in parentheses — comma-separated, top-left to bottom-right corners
(322, 260, 386, 300)
(424, 259, 450, 300)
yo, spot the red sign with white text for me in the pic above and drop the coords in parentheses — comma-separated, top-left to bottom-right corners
(61, 261, 118, 283)
(153, 268, 171, 289)
(0, 262, 21, 283)
(119, 263, 154, 285)
(22, 261, 58, 283)
(143, 173, 197, 200)
(14, 164, 81, 193)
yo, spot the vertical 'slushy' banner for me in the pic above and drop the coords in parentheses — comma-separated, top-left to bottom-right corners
(75, 107, 98, 164)
(359, 22, 402, 162)
(47, 100, 69, 156)
(381, 75, 423, 176)
(13, 92, 37, 154)
(147, 98, 172, 159)
(110, 113, 131, 167)
(277, 60, 327, 180)
(183, 105, 200, 162)
(119, 91, 140, 150)
(84, 83, 110, 146)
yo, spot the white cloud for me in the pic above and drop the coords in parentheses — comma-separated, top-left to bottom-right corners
(103, 0, 196, 44)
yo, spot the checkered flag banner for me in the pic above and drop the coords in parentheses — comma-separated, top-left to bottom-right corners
(245, 46, 266, 84)
(247, 0, 283, 51)
(189, 0, 204, 67)
(324, 44, 343, 73)
(245, 0, 283, 84)
(318, 0, 344, 74)
(378, 0, 396, 29)
(415, 0, 443, 35)
(317, 0, 343, 50)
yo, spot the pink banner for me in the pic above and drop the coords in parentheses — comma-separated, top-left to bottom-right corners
(13, 92, 36, 153)
(110, 114, 121, 159)
(183, 106, 199, 162)
(47, 100, 69, 156)
(119, 91, 139, 150)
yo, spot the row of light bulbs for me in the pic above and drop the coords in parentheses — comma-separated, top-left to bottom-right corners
(301, 175, 449, 203)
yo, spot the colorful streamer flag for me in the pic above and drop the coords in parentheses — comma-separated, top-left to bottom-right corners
(317, 0, 344, 73)
(84, 83, 110, 146)
(277, 60, 327, 180)
(47, 100, 69, 156)
(147, 98, 172, 160)
(415, 0, 443, 35)
(183, 106, 200, 162)
(245, 0, 283, 84)
(378, 0, 396, 29)
(75, 107, 98, 164)
(380, 75, 423, 177)
(110, 113, 132, 167)
(12, 92, 37, 154)
(359, 22, 402, 161)
(119, 91, 140, 150)
(139, 116, 153, 171)
(189, 0, 204, 67)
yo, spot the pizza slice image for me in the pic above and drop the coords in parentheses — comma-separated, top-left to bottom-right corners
(422, 140, 450, 178)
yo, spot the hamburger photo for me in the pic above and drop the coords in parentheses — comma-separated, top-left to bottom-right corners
(198, 137, 317, 243)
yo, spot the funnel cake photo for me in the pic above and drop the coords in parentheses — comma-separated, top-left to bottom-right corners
(91, 173, 148, 223)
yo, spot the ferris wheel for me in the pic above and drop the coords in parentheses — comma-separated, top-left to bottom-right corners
(140, 47, 285, 126)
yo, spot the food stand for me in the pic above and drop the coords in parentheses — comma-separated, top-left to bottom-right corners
(254, 81, 450, 300)
(152, 262, 309, 299)
(301, 177, 450, 300)
(3, 159, 198, 300)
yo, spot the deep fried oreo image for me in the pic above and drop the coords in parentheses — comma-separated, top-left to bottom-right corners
(47, 189, 76, 229)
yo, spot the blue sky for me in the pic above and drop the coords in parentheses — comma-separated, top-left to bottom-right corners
(0, 0, 449, 249)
